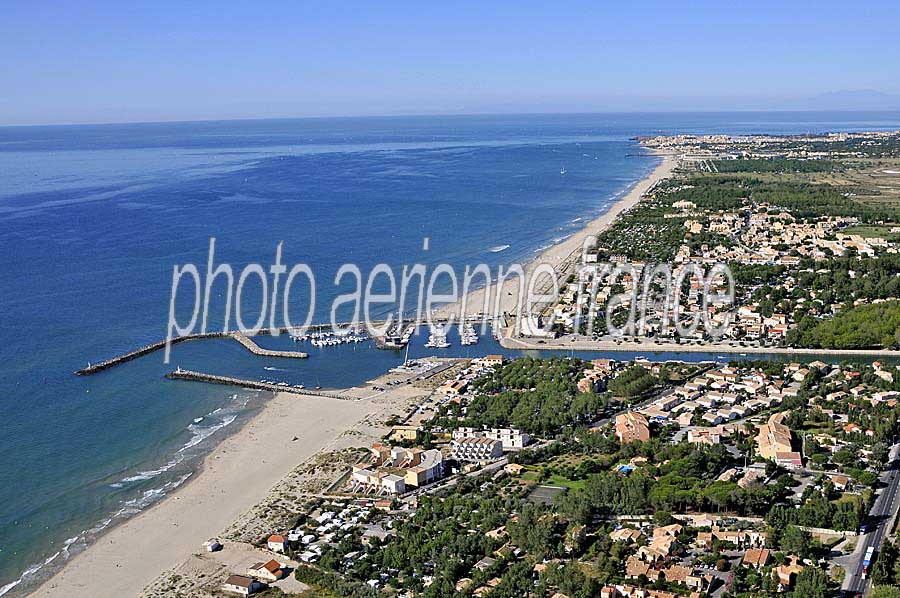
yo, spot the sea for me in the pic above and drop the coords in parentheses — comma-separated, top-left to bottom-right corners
(3, 112, 900, 595)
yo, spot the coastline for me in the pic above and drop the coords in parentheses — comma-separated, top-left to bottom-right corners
(437, 147, 677, 320)
(30, 386, 416, 598)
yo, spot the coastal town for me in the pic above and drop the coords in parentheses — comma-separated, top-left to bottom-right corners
(136, 351, 900, 598)
(513, 130, 900, 356)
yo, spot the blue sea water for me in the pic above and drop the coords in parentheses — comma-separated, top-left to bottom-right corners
(2, 112, 900, 594)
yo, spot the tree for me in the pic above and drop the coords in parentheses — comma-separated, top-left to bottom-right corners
(872, 587, 900, 598)
(792, 566, 829, 598)
(653, 511, 676, 526)
(781, 525, 812, 558)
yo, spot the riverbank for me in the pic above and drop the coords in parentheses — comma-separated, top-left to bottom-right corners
(32, 383, 422, 598)
(436, 148, 677, 321)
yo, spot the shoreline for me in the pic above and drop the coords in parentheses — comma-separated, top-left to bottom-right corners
(436, 147, 677, 321)
(30, 383, 417, 598)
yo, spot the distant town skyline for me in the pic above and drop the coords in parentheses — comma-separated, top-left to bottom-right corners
(3, 1, 900, 125)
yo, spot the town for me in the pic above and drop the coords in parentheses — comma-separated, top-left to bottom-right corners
(526, 130, 900, 354)
(145, 352, 900, 598)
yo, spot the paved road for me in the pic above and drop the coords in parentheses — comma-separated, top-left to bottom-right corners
(843, 443, 900, 596)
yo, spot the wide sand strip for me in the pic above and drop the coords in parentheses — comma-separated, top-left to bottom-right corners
(34, 391, 397, 598)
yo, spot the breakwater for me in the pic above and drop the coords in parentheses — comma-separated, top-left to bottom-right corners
(165, 368, 349, 399)
(74, 333, 227, 375)
(72, 319, 443, 376)
(232, 331, 308, 359)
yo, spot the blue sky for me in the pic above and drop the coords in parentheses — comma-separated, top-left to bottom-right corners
(2, 1, 900, 124)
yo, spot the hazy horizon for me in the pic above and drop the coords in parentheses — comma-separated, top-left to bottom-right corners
(3, 1, 900, 126)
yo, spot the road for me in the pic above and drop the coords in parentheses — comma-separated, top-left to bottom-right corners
(842, 443, 900, 596)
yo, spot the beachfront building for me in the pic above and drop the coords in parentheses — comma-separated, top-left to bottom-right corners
(403, 449, 443, 487)
(482, 355, 504, 367)
(246, 559, 284, 582)
(451, 437, 503, 462)
(451, 427, 531, 449)
(223, 574, 265, 596)
(351, 467, 407, 494)
(615, 412, 650, 444)
(350, 443, 444, 494)
(266, 534, 288, 553)
(389, 425, 420, 442)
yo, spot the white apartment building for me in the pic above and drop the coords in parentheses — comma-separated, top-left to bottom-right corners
(452, 427, 531, 449)
(452, 437, 503, 462)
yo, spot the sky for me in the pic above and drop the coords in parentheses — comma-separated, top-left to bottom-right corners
(2, 1, 900, 125)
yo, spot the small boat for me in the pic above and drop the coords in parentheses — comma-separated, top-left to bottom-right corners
(424, 325, 450, 349)
(560, 165, 567, 175)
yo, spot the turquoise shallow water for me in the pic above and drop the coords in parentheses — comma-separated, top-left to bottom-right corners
(2, 112, 900, 594)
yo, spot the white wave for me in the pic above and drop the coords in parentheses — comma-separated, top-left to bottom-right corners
(113, 474, 192, 519)
(488, 245, 510, 253)
(3, 393, 251, 597)
(113, 458, 181, 486)
(572, 217, 583, 223)
(0, 548, 63, 596)
(180, 415, 237, 452)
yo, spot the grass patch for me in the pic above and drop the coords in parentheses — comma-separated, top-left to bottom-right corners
(546, 474, 587, 491)
(842, 225, 900, 241)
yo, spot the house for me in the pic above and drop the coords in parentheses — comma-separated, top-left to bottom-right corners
(615, 412, 650, 444)
(775, 556, 804, 588)
(223, 575, 265, 596)
(637, 535, 678, 563)
(756, 412, 794, 461)
(776, 451, 803, 470)
(389, 425, 420, 442)
(204, 538, 222, 552)
(266, 534, 287, 553)
(474, 556, 496, 572)
(504, 463, 525, 475)
(653, 524, 683, 539)
(625, 555, 650, 578)
(829, 474, 851, 491)
(610, 528, 643, 543)
(247, 559, 284, 582)
(742, 548, 771, 569)
(455, 578, 474, 592)
(482, 355, 504, 367)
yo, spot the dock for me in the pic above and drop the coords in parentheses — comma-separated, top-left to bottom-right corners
(165, 368, 349, 399)
(232, 331, 308, 359)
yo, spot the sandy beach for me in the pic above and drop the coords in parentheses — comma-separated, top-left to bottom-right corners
(33, 385, 420, 598)
(436, 148, 677, 322)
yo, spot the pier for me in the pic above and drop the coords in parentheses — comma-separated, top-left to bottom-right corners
(165, 368, 350, 399)
(232, 331, 308, 359)
(74, 333, 226, 375)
